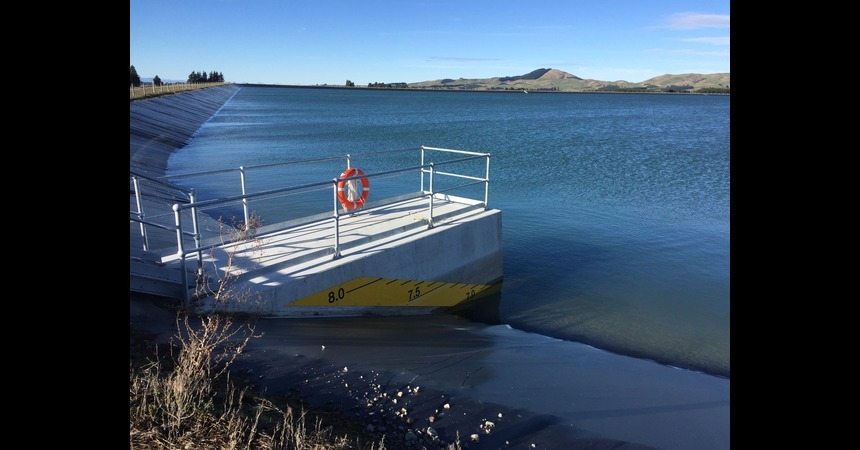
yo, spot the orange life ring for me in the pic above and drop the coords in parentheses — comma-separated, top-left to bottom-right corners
(337, 167, 370, 211)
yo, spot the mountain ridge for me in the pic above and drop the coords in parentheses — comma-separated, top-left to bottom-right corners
(406, 68, 729, 92)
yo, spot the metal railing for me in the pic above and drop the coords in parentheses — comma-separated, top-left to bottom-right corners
(129, 170, 200, 255)
(130, 145, 491, 303)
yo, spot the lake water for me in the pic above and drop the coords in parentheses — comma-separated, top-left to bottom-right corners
(168, 87, 730, 378)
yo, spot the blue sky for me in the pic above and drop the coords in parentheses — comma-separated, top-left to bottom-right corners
(130, 0, 730, 85)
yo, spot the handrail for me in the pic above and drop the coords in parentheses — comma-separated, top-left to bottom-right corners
(130, 170, 197, 251)
(178, 155, 484, 211)
(131, 146, 491, 305)
(130, 169, 196, 194)
(166, 146, 420, 180)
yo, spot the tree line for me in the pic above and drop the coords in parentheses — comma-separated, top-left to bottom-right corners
(130, 65, 225, 87)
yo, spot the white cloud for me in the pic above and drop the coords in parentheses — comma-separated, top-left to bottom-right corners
(683, 36, 730, 46)
(664, 13, 730, 30)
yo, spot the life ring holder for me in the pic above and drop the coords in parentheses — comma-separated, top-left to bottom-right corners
(337, 167, 370, 211)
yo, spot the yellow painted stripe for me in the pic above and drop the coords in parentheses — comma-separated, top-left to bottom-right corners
(287, 277, 492, 307)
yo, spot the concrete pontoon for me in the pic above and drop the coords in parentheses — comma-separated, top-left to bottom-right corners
(130, 146, 503, 316)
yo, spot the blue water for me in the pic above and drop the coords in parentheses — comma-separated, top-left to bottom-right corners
(168, 87, 730, 378)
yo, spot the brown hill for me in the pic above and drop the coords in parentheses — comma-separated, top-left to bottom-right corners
(407, 69, 729, 92)
(538, 68, 582, 80)
(637, 73, 731, 90)
(497, 68, 582, 82)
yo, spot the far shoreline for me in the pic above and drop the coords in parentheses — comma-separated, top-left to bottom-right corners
(235, 82, 729, 95)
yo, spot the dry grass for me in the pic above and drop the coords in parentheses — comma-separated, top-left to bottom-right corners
(130, 215, 384, 449)
(130, 215, 465, 449)
(128, 310, 371, 450)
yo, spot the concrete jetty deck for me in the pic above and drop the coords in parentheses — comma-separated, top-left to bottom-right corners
(154, 192, 504, 316)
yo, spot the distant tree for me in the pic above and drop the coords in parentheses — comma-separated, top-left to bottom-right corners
(188, 70, 225, 83)
(367, 82, 408, 88)
(153, 75, 162, 86)
(130, 65, 141, 87)
(695, 86, 730, 94)
(346, 80, 355, 87)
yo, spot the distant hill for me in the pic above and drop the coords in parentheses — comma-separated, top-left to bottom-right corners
(407, 68, 729, 93)
(498, 68, 582, 82)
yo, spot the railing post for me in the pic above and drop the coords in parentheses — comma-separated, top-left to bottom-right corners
(420, 146, 426, 192)
(332, 178, 341, 258)
(427, 162, 435, 229)
(173, 203, 190, 307)
(346, 154, 351, 169)
(240, 166, 250, 227)
(132, 175, 149, 251)
(189, 189, 203, 274)
(484, 154, 491, 209)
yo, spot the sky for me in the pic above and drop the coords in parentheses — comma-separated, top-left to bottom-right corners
(129, 0, 730, 86)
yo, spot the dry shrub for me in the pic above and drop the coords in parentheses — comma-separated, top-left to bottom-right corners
(194, 214, 266, 308)
(130, 213, 460, 449)
(130, 213, 355, 449)
(130, 347, 357, 449)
